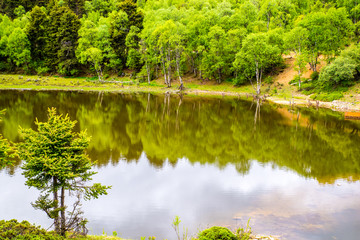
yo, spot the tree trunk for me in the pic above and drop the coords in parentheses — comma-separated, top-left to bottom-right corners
(218, 68, 222, 84)
(167, 48, 171, 87)
(60, 186, 66, 236)
(146, 60, 151, 84)
(161, 55, 168, 86)
(176, 48, 183, 90)
(255, 61, 261, 95)
(155, 64, 159, 79)
(53, 177, 60, 233)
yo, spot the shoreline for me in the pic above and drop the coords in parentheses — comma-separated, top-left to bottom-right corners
(0, 74, 359, 113)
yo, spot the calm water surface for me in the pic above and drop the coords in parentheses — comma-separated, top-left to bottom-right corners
(1, 90, 360, 240)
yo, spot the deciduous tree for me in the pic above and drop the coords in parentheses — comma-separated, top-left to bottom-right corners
(233, 32, 282, 95)
(284, 26, 309, 89)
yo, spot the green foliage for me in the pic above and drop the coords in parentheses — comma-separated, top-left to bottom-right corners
(310, 71, 319, 81)
(0, 109, 12, 169)
(235, 219, 252, 240)
(7, 27, 31, 67)
(310, 92, 344, 101)
(18, 108, 110, 236)
(0, 219, 63, 240)
(27, 6, 48, 71)
(317, 56, 357, 90)
(46, 5, 81, 75)
(0, 12, 30, 70)
(233, 32, 282, 94)
(64, 0, 85, 17)
(118, 0, 144, 30)
(298, 7, 354, 70)
(198, 226, 237, 240)
(0, 0, 359, 86)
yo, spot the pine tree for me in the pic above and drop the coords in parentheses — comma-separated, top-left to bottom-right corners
(19, 108, 110, 236)
(46, 5, 81, 75)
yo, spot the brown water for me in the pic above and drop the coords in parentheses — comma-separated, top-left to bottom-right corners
(1, 90, 360, 239)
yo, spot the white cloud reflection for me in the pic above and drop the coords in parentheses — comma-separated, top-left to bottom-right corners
(1, 155, 360, 240)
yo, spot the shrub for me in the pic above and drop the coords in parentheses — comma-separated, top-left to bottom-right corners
(36, 66, 50, 76)
(0, 219, 63, 240)
(198, 226, 237, 240)
(310, 71, 319, 81)
(233, 75, 247, 86)
(264, 76, 274, 84)
(317, 57, 357, 90)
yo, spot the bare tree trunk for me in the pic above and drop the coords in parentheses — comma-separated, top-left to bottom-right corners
(161, 55, 168, 86)
(176, 48, 184, 90)
(309, 51, 318, 72)
(191, 56, 196, 77)
(255, 61, 261, 95)
(167, 48, 171, 87)
(60, 186, 66, 236)
(155, 64, 159, 79)
(53, 177, 60, 233)
(146, 60, 151, 84)
(218, 68, 222, 84)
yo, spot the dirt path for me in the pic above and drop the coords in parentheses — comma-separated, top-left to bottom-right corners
(274, 54, 314, 86)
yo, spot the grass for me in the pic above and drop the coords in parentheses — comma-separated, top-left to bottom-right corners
(0, 73, 255, 97)
(1, 73, 360, 111)
(77, 236, 125, 240)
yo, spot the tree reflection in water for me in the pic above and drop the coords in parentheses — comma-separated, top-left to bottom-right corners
(0, 90, 360, 184)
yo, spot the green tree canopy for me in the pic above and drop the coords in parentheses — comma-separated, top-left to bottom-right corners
(18, 108, 110, 236)
(233, 32, 282, 94)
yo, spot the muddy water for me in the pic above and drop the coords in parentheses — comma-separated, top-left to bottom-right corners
(1, 90, 360, 239)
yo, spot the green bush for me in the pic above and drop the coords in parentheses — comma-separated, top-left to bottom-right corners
(233, 76, 247, 86)
(0, 219, 63, 240)
(198, 226, 237, 240)
(317, 57, 357, 90)
(36, 66, 50, 76)
(310, 71, 319, 81)
(264, 76, 274, 84)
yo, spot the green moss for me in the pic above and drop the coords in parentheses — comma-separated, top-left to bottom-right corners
(198, 226, 237, 240)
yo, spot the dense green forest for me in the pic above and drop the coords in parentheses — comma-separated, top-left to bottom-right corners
(0, 0, 360, 92)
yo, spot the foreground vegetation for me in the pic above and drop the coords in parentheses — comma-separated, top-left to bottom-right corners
(0, 218, 277, 240)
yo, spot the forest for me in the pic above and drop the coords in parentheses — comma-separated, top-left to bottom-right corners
(0, 0, 360, 93)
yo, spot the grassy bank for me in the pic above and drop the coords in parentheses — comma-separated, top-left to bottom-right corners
(0, 73, 359, 112)
(0, 219, 279, 240)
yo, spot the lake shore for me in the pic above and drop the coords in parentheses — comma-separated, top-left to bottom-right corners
(0, 74, 359, 113)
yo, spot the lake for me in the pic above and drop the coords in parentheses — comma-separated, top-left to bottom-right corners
(1, 90, 360, 240)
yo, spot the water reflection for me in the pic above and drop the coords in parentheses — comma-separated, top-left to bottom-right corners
(1, 90, 360, 239)
(1, 90, 360, 183)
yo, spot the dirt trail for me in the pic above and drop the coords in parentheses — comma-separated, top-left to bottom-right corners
(274, 55, 314, 86)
